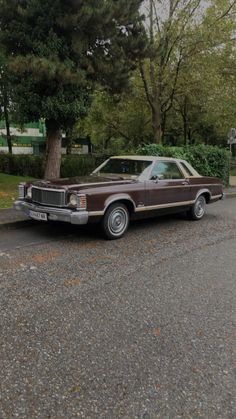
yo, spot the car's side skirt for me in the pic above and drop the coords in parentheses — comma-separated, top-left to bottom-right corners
(135, 200, 195, 212)
(88, 194, 223, 217)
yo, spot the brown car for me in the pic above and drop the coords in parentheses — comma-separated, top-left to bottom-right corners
(15, 156, 224, 239)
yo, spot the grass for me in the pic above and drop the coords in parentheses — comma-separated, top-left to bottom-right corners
(0, 173, 36, 209)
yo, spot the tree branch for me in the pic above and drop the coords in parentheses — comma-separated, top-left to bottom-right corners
(216, 1, 236, 20)
(139, 61, 154, 110)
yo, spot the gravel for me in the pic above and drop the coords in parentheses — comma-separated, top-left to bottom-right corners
(0, 199, 236, 418)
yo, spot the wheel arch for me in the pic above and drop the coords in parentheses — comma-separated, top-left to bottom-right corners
(104, 195, 136, 214)
(195, 189, 211, 204)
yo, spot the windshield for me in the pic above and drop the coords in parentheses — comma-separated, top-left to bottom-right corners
(95, 159, 152, 179)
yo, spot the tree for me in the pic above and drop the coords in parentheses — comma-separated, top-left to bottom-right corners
(0, 0, 147, 178)
(80, 80, 151, 153)
(0, 51, 13, 154)
(139, 0, 236, 144)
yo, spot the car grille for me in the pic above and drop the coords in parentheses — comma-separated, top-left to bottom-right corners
(31, 187, 66, 207)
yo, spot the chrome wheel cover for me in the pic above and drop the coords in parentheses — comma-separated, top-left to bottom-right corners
(195, 196, 206, 218)
(108, 207, 128, 236)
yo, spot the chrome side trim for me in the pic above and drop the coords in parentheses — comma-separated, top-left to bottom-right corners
(89, 211, 104, 217)
(211, 194, 223, 200)
(193, 184, 221, 188)
(147, 183, 189, 189)
(135, 200, 195, 212)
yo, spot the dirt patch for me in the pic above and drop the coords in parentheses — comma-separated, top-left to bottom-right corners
(63, 278, 81, 287)
(32, 250, 61, 264)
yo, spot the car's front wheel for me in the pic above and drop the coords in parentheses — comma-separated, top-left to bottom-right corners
(188, 195, 206, 220)
(102, 203, 129, 240)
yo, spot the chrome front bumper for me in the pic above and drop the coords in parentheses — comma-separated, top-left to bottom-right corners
(14, 200, 89, 225)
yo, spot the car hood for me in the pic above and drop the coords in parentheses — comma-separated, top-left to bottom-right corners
(31, 175, 135, 191)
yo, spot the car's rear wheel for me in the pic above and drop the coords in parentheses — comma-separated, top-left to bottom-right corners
(102, 203, 129, 240)
(188, 195, 206, 220)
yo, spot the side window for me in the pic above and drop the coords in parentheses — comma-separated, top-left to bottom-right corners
(151, 162, 184, 180)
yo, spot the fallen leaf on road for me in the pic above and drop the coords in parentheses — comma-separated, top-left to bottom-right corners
(64, 278, 81, 287)
(153, 328, 161, 336)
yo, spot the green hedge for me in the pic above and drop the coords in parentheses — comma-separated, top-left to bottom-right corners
(0, 154, 44, 178)
(136, 144, 230, 185)
(0, 154, 109, 179)
(60, 155, 107, 178)
(0, 146, 230, 185)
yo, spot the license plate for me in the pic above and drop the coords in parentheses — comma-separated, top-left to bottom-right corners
(29, 210, 48, 221)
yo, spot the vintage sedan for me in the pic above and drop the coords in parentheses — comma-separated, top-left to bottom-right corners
(15, 156, 224, 239)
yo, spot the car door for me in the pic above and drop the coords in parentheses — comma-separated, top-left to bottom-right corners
(146, 161, 191, 208)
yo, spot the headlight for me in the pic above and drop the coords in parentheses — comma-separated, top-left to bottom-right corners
(69, 194, 78, 207)
(68, 193, 87, 210)
(26, 186, 32, 199)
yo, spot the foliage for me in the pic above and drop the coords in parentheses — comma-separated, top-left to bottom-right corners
(61, 155, 98, 178)
(0, 154, 44, 178)
(0, 0, 147, 126)
(0, 154, 109, 178)
(132, 0, 236, 144)
(79, 0, 236, 153)
(137, 144, 230, 185)
(0, 0, 147, 178)
(0, 173, 35, 209)
(78, 84, 151, 153)
(82, 0, 236, 152)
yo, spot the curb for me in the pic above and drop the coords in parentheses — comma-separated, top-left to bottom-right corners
(226, 192, 236, 198)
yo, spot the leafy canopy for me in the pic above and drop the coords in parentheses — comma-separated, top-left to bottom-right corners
(0, 0, 147, 126)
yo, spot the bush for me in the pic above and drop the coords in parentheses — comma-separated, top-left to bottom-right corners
(0, 154, 109, 179)
(0, 154, 45, 178)
(136, 144, 230, 185)
(61, 155, 97, 178)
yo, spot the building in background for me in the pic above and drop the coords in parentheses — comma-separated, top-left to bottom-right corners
(0, 120, 90, 155)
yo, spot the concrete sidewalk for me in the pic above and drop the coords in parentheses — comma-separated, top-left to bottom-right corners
(1, 188, 236, 231)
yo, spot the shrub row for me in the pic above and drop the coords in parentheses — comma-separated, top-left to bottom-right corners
(0, 154, 110, 179)
(0, 154, 45, 178)
(136, 144, 230, 185)
(0, 145, 230, 185)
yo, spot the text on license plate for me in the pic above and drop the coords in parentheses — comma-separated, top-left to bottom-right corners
(29, 210, 48, 221)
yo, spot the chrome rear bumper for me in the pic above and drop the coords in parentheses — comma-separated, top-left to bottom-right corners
(14, 200, 89, 225)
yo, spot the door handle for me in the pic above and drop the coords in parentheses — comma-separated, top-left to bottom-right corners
(182, 181, 189, 185)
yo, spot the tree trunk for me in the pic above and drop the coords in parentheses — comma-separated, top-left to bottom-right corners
(152, 106, 162, 144)
(3, 91, 12, 154)
(183, 97, 188, 145)
(44, 119, 62, 179)
(66, 127, 73, 155)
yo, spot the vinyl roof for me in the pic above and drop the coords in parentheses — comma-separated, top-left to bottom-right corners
(111, 155, 178, 162)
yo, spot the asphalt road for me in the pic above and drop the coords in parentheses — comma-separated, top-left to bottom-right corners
(0, 199, 236, 418)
